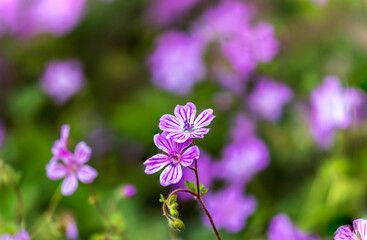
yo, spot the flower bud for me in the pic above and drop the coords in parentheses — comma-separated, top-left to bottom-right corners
(169, 219, 185, 231)
(169, 209, 179, 218)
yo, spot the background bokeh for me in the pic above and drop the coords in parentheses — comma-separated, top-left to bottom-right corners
(1, 0, 367, 239)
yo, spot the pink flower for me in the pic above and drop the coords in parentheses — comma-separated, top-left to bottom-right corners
(144, 133, 199, 186)
(65, 218, 78, 239)
(268, 214, 320, 240)
(159, 102, 215, 143)
(335, 219, 367, 240)
(121, 184, 137, 198)
(0, 230, 31, 240)
(46, 125, 97, 196)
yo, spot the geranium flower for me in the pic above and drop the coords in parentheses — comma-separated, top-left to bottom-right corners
(335, 219, 367, 240)
(144, 133, 199, 186)
(47, 126, 97, 196)
(0, 229, 31, 240)
(159, 102, 215, 143)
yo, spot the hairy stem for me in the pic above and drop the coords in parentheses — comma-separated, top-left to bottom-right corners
(162, 189, 196, 221)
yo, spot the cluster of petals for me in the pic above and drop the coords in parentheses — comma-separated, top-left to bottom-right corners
(268, 214, 320, 240)
(41, 59, 85, 104)
(0, 230, 30, 240)
(0, 0, 86, 37)
(310, 76, 366, 148)
(144, 132, 200, 186)
(46, 125, 98, 196)
(335, 218, 367, 240)
(159, 102, 215, 143)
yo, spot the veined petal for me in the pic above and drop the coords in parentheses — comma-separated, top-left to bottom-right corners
(335, 225, 358, 240)
(74, 141, 91, 164)
(77, 165, 98, 183)
(160, 164, 182, 186)
(353, 219, 367, 240)
(174, 102, 197, 125)
(154, 133, 174, 154)
(180, 146, 200, 167)
(144, 154, 171, 174)
(166, 131, 189, 143)
(176, 138, 193, 154)
(194, 109, 215, 129)
(46, 163, 67, 180)
(61, 124, 70, 142)
(60, 148, 74, 165)
(190, 128, 210, 139)
(61, 174, 79, 196)
(159, 114, 183, 132)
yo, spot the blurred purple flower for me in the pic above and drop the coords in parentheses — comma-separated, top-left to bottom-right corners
(0, 0, 20, 36)
(268, 214, 320, 240)
(87, 127, 114, 158)
(65, 217, 78, 239)
(174, 151, 214, 201)
(310, 76, 366, 148)
(202, 186, 257, 232)
(41, 59, 85, 104)
(191, 0, 256, 43)
(24, 0, 86, 36)
(159, 102, 215, 143)
(121, 184, 137, 198)
(50, 124, 70, 164)
(144, 132, 199, 186)
(148, 31, 205, 94)
(146, 0, 202, 26)
(311, 0, 327, 6)
(0, 120, 6, 149)
(230, 113, 256, 142)
(218, 137, 269, 186)
(47, 125, 97, 196)
(211, 65, 247, 93)
(335, 218, 367, 240)
(0, 230, 31, 240)
(248, 78, 293, 122)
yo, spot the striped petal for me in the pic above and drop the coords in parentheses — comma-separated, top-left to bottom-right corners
(354, 219, 367, 240)
(77, 165, 98, 183)
(144, 154, 171, 174)
(159, 164, 182, 186)
(190, 128, 210, 139)
(174, 102, 197, 125)
(74, 141, 91, 164)
(154, 133, 174, 154)
(166, 131, 189, 143)
(175, 138, 193, 154)
(335, 225, 358, 240)
(159, 114, 183, 132)
(46, 163, 67, 180)
(61, 174, 79, 196)
(194, 109, 215, 129)
(180, 146, 200, 167)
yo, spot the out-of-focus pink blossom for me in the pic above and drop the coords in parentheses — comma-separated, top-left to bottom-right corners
(41, 59, 85, 104)
(0, 120, 6, 149)
(0, 0, 20, 36)
(229, 113, 257, 142)
(147, 0, 202, 26)
(202, 186, 257, 232)
(311, 0, 327, 6)
(309, 76, 366, 148)
(248, 78, 293, 122)
(65, 218, 78, 239)
(148, 31, 205, 94)
(0, 229, 31, 240)
(268, 214, 320, 240)
(121, 184, 137, 198)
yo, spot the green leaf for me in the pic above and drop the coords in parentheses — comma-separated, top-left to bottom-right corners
(184, 180, 197, 193)
(199, 183, 209, 195)
(159, 194, 165, 203)
(168, 195, 177, 205)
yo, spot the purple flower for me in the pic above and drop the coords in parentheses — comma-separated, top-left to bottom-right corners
(65, 218, 78, 239)
(268, 214, 320, 240)
(174, 151, 214, 201)
(0, 120, 6, 149)
(335, 219, 367, 240)
(23, 0, 86, 36)
(218, 137, 269, 186)
(144, 133, 200, 186)
(121, 184, 137, 198)
(148, 31, 205, 94)
(202, 186, 257, 232)
(0, 230, 31, 240)
(310, 76, 366, 148)
(159, 102, 215, 143)
(47, 125, 98, 196)
(146, 0, 202, 26)
(248, 78, 293, 122)
(40, 59, 85, 104)
(229, 113, 256, 143)
(0, 0, 20, 36)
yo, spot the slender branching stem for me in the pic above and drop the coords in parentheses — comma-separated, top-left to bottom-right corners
(89, 184, 129, 240)
(162, 189, 196, 221)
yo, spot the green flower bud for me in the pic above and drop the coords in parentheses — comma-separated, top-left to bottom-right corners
(169, 219, 185, 231)
(169, 209, 179, 218)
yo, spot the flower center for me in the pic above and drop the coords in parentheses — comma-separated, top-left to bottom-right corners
(170, 153, 181, 164)
(67, 162, 79, 173)
(183, 120, 194, 133)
